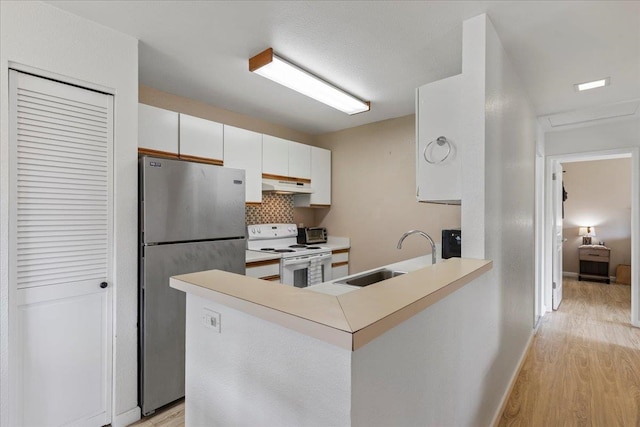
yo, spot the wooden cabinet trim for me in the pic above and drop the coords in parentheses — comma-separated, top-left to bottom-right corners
(138, 147, 179, 159)
(310, 204, 331, 208)
(178, 154, 223, 166)
(261, 275, 281, 281)
(246, 259, 281, 268)
(332, 248, 350, 255)
(332, 261, 349, 268)
(246, 202, 261, 207)
(262, 173, 311, 184)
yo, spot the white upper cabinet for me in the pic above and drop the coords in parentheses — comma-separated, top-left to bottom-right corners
(224, 125, 262, 203)
(416, 74, 462, 204)
(288, 142, 311, 180)
(139, 103, 179, 155)
(262, 135, 311, 180)
(262, 135, 290, 177)
(179, 113, 223, 163)
(295, 146, 331, 207)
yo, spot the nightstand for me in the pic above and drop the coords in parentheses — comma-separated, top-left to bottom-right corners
(578, 245, 611, 284)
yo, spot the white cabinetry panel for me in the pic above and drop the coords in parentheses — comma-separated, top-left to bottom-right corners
(262, 134, 289, 177)
(224, 125, 262, 203)
(288, 141, 311, 180)
(416, 74, 462, 204)
(179, 113, 223, 163)
(295, 146, 331, 207)
(139, 103, 179, 155)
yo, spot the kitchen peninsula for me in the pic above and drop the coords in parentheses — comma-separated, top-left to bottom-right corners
(171, 257, 491, 426)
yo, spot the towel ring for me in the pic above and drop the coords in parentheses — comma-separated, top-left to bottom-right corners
(423, 136, 452, 164)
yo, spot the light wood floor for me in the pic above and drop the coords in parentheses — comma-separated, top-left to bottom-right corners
(129, 399, 184, 427)
(499, 278, 640, 426)
(130, 279, 640, 427)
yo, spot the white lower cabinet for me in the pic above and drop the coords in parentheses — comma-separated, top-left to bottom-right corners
(224, 125, 263, 203)
(331, 249, 350, 280)
(246, 259, 281, 282)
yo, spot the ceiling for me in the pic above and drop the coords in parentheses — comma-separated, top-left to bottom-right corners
(47, 1, 640, 135)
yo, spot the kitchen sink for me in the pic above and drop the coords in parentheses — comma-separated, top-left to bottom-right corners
(335, 268, 407, 287)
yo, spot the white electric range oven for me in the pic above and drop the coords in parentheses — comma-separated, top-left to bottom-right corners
(247, 223, 332, 287)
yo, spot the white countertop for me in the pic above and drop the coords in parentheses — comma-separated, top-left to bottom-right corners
(325, 236, 350, 251)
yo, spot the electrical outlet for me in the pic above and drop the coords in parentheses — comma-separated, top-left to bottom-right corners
(202, 309, 221, 333)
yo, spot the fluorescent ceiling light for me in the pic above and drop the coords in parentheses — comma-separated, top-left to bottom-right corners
(574, 78, 610, 92)
(249, 48, 370, 115)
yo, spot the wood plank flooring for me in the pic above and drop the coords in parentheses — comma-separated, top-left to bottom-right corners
(129, 279, 640, 427)
(499, 278, 640, 426)
(129, 399, 184, 427)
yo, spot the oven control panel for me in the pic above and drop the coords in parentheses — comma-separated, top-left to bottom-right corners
(247, 223, 298, 240)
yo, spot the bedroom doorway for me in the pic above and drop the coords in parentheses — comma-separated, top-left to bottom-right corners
(544, 148, 639, 327)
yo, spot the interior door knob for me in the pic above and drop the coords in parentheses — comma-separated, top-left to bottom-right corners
(100, 282, 108, 289)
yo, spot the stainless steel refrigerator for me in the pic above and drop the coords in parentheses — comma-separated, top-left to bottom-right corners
(139, 156, 246, 416)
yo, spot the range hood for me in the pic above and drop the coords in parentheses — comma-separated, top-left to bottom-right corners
(262, 178, 313, 194)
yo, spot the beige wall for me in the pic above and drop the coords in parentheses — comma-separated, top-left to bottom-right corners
(139, 85, 314, 144)
(562, 158, 632, 276)
(314, 114, 461, 274)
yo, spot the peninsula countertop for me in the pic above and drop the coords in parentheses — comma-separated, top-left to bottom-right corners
(171, 257, 492, 350)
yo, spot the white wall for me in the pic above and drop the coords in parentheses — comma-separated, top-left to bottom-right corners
(461, 14, 537, 423)
(546, 119, 640, 156)
(352, 275, 498, 426)
(185, 294, 351, 426)
(0, 2, 139, 425)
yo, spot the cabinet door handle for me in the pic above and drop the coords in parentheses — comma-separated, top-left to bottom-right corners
(100, 282, 108, 289)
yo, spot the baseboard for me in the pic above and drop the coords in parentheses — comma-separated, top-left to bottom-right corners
(562, 271, 578, 278)
(490, 330, 535, 427)
(113, 406, 141, 427)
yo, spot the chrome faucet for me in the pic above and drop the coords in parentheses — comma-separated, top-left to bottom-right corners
(397, 230, 437, 265)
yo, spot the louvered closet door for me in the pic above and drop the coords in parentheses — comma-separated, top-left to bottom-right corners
(9, 70, 113, 427)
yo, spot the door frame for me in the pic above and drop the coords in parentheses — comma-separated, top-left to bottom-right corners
(542, 147, 639, 327)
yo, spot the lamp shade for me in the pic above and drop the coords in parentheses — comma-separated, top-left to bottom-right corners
(579, 226, 596, 237)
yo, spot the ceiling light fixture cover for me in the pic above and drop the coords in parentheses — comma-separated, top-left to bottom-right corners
(249, 48, 370, 115)
(574, 77, 610, 92)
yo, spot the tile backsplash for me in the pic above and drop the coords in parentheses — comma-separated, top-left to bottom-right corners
(246, 193, 294, 225)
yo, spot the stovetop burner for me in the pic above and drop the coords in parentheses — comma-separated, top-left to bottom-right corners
(260, 248, 275, 251)
(274, 249, 295, 253)
(306, 246, 321, 249)
(289, 244, 307, 248)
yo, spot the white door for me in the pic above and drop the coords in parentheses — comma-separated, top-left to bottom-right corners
(552, 162, 564, 310)
(9, 70, 113, 426)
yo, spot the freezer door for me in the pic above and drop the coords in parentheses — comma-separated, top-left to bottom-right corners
(141, 156, 246, 243)
(139, 239, 245, 415)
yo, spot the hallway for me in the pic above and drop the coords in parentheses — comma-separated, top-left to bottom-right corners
(499, 278, 640, 426)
